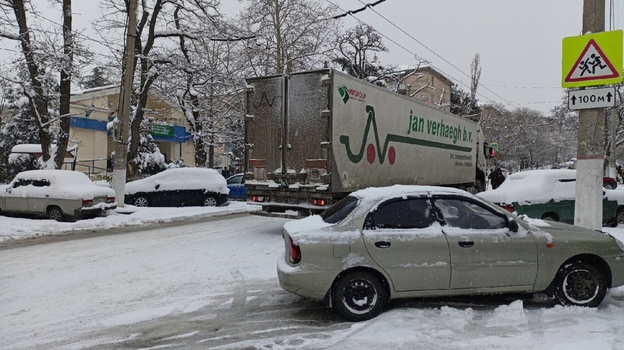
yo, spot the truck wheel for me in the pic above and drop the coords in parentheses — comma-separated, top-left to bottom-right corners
(554, 260, 607, 307)
(47, 206, 65, 222)
(133, 196, 150, 207)
(333, 270, 387, 322)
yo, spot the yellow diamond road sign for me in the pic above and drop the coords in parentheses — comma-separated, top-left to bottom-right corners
(562, 30, 623, 88)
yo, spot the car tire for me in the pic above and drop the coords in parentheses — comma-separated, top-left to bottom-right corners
(541, 213, 559, 221)
(616, 209, 624, 226)
(554, 260, 607, 307)
(203, 195, 218, 207)
(47, 206, 65, 222)
(334, 270, 387, 322)
(133, 196, 150, 207)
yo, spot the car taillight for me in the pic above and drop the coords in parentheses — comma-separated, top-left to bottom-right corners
(310, 198, 327, 206)
(252, 195, 265, 202)
(107, 196, 115, 203)
(288, 235, 301, 264)
(501, 204, 514, 213)
(82, 199, 94, 206)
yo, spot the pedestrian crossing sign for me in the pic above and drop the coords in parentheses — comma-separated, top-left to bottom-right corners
(562, 30, 622, 88)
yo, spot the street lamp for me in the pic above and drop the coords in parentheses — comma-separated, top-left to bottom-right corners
(40, 106, 94, 128)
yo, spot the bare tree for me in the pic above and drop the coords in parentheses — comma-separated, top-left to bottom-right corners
(0, 0, 78, 169)
(469, 53, 481, 115)
(238, 0, 340, 75)
(100, 0, 225, 178)
(334, 23, 387, 79)
(166, 4, 246, 168)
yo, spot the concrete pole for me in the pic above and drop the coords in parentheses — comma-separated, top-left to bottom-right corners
(112, 0, 137, 208)
(610, 107, 618, 179)
(575, 0, 605, 229)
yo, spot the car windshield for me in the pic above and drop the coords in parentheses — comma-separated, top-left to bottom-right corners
(321, 196, 359, 224)
(477, 195, 525, 223)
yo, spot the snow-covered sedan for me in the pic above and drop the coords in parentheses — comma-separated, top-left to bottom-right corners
(124, 167, 229, 207)
(477, 169, 624, 226)
(277, 185, 624, 321)
(0, 170, 117, 221)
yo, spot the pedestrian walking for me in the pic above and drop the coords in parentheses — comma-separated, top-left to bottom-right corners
(488, 167, 506, 189)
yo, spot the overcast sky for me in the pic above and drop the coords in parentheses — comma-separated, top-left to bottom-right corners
(1, 0, 622, 115)
(316, 0, 623, 114)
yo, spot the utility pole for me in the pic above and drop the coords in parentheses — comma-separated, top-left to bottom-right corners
(575, 0, 605, 229)
(112, 0, 137, 208)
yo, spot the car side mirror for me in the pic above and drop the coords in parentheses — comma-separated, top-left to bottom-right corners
(155, 184, 160, 190)
(5, 188, 11, 194)
(508, 218, 519, 233)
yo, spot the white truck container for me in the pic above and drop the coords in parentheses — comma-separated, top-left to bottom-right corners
(244, 69, 486, 214)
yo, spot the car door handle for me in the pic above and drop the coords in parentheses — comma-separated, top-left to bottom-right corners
(458, 240, 474, 248)
(375, 241, 391, 248)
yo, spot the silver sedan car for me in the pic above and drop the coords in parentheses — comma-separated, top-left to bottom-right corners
(277, 185, 624, 321)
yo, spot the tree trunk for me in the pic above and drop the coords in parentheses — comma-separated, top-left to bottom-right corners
(11, 0, 53, 166)
(55, 0, 73, 169)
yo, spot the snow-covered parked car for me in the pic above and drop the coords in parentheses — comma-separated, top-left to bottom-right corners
(277, 184, 624, 321)
(0, 170, 117, 221)
(124, 167, 229, 207)
(477, 169, 624, 226)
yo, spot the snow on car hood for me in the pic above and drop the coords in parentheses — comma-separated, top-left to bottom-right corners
(516, 215, 620, 245)
(125, 168, 228, 195)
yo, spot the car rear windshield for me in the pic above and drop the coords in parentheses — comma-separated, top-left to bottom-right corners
(321, 196, 359, 224)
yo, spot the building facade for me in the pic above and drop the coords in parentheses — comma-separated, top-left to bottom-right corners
(67, 86, 198, 176)
(392, 65, 454, 113)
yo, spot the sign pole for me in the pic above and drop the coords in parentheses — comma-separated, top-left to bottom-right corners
(575, 0, 605, 230)
(112, 0, 137, 208)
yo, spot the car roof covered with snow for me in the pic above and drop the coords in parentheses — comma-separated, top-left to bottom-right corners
(125, 167, 228, 194)
(477, 169, 578, 204)
(2, 170, 115, 199)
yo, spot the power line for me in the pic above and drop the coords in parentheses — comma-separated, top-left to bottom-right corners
(351, 0, 518, 109)
(332, 0, 386, 19)
(324, 0, 507, 108)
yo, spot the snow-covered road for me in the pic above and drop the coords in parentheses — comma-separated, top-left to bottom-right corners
(1, 204, 624, 349)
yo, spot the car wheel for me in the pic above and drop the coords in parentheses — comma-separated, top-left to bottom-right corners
(554, 260, 607, 307)
(616, 210, 624, 226)
(334, 270, 387, 322)
(605, 184, 614, 190)
(47, 206, 65, 222)
(133, 196, 150, 207)
(203, 195, 218, 207)
(541, 213, 559, 221)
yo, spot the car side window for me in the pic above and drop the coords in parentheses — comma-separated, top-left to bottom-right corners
(13, 179, 32, 188)
(364, 198, 433, 230)
(227, 175, 243, 185)
(32, 180, 50, 187)
(433, 197, 506, 230)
